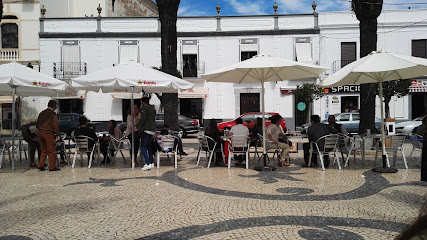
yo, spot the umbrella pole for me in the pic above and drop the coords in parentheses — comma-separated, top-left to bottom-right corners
(11, 87, 16, 170)
(131, 86, 135, 169)
(373, 81, 397, 173)
(254, 80, 276, 171)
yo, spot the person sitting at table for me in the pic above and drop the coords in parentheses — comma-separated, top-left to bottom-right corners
(73, 116, 98, 159)
(249, 117, 263, 147)
(100, 120, 123, 164)
(266, 114, 290, 167)
(205, 119, 223, 166)
(160, 124, 187, 156)
(302, 115, 332, 168)
(229, 118, 249, 166)
(328, 115, 348, 135)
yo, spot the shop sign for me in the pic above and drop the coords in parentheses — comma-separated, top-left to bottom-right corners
(411, 79, 427, 87)
(297, 102, 306, 111)
(324, 85, 360, 93)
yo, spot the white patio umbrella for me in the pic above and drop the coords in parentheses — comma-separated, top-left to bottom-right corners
(71, 63, 194, 169)
(202, 54, 327, 171)
(0, 62, 67, 170)
(318, 51, 427, 172)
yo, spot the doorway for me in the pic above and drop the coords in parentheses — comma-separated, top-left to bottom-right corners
(411, 93, 427, 119)
(240, 93, 260, 114)
(58, 99, 84, 114)
(179, 98, 203, 124)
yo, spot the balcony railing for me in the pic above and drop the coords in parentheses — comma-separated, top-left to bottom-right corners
(53, 62, 87, 80)
(179, 61, 205, 78)
(331, 60, 355, 73)
(0, 48, 20, 61)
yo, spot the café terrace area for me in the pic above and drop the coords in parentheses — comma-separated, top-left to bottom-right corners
(0, 135, 426, 239)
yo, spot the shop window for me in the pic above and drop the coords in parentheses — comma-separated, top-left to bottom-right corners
(240, 93, 260, 115)
(412, 39, 427, 59)
(1, 23, 18, 48)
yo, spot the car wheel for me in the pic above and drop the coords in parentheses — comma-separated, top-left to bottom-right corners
(179, 127, 187, 138)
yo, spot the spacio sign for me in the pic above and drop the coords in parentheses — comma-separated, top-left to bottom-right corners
(324, 85, 360, 93)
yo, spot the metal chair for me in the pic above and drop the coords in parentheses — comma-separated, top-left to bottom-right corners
(375, 134, 408, 169)
(311, 134, 340, 171)
(72, 135, 98, 168)
(156, 134, 179, 168)
(408, 133, 423, 166)
(0, 138, 11, 168)
(228, 135, 250, 169)
(196, 135, 222, 168)
(107, 135, 130, 164)
(336, 134, 363, 167)
(55, 132, 69, 165)
(253, 133, 281, 165)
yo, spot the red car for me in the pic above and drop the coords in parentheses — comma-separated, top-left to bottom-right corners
(217, 112, 286, 132)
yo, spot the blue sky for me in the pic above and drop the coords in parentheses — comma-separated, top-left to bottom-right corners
(176, 0, 426, 16)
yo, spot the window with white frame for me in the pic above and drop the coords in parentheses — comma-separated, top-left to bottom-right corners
(119, 40, 139, 64)
(61, 40, 80, 63)
(240, 38, 258, 61)
(182, 40, 199, 77)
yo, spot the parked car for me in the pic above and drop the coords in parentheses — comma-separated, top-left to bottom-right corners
(298, 112, 381, 134)
(118, 113, 200, 137)
(57, 113, 92, 136)
(395, 115, 426, 135)
(217, 112, 287, 133)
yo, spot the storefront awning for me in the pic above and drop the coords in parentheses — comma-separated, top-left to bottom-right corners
(410, 79, 427, 92)
(0, 96, 13, 103)
(179, 87, 209, 98)
(111, 92, 144, 99)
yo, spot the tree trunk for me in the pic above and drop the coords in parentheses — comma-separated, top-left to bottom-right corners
(156, 0, 180, 130)
(352, 0, 383, 134)
(384, 97, 391, 118)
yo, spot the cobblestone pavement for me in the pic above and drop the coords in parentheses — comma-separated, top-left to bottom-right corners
(0, 142, 426, 240)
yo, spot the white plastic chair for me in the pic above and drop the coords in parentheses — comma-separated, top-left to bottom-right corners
(196, 135, 222, 168)
(228, 135, 250, 169)
(408, 133, 423, 166)
(253, 133, 283, 165)
(72, 135, 97, 168)
(107, 135, 130, 164)
(156, 135, 178, 168)
(336, 134, 363, 167)
(311, 134, 340, 171)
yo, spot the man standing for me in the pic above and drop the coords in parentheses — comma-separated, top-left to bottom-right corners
(36, 100, 60, 171)
(328, 115, 348, 135)
(229, 118, 249, 166)
(303, 115, 331, 168)
(137, 97, 157, 171)
(266, 114, 290, 167)
(21, 122, 40, 168)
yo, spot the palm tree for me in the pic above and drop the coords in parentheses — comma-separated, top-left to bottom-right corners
(352, 0, 383, 134)
(156, 0, 181, 130)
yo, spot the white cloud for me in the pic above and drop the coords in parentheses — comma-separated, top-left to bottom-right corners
(228, 0, 268, 15)
(178, 4, 209, 16)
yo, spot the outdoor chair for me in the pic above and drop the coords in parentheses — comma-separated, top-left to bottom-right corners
(55, 132, 69, 165)
(228, 135, 250, 169)
(310, 134, 340, 171)
(17, 131, 28, 161)
(72, 135, 98, 168)
(408, 133, 423, 166)
(0, 138, 11, 168)
(253, 133, 283, 166)
(156, 134, 179, 168)
(107, 135, 130, 165)
(196, 135, 222, 168)
(375, 134, 408, 169)
(336, 134, 363, 167)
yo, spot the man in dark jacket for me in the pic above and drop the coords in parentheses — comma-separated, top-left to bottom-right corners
(328, 115, 348, 135)
(302, 115, 332, 168)
(21, 122, 40, 168)
(73, 116, 98, 149)
(137, 97, 157, 170)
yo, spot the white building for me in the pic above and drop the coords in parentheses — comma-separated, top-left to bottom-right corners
(36, 8, 427, 130)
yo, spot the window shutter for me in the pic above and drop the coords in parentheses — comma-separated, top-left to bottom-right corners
(412, 40, 427, 59)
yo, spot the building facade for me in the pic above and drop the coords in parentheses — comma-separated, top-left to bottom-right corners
(38, 8, 427, 130)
